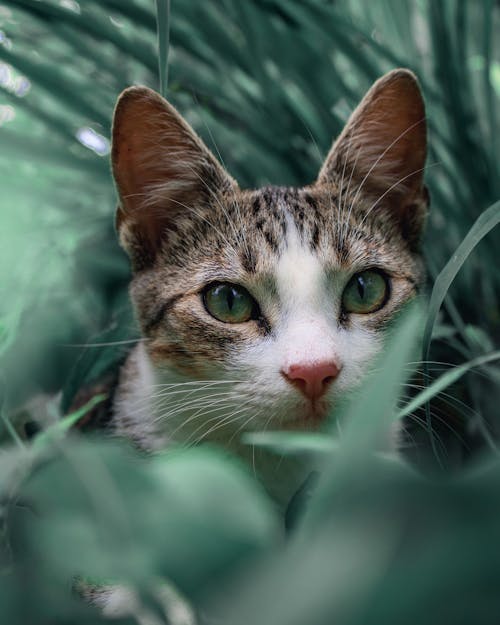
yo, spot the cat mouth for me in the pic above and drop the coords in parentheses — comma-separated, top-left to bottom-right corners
(304, 400, 329, 421)
(282, 399, 330, 428)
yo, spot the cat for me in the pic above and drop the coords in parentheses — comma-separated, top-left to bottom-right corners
(109, 68, 428, 506)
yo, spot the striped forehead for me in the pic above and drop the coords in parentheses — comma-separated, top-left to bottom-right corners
(246, 186, 326, 252)
(275, 205, 325, 312)
(237, 185, 387, 284)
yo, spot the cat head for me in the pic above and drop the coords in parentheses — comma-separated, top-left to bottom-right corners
(111, 69, 428, 440)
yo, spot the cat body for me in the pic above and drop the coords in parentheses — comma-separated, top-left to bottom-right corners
(109, 69, 428, 504)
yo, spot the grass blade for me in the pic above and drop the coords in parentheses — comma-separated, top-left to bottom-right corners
(32, 394, 108, 452)
(422, 199, 500, 458)
(398, 350, 500, 420)
(156, 0, 170, 97)
(423, 200, 500, 362)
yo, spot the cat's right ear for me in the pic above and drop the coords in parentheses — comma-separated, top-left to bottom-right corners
(112, 87, 236, 270)
(316, 69, 428, 245)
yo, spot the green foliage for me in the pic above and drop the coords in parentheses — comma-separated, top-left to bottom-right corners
(2, 326, 500, 625)
(2, 435, 278, 623)
(0, 0, 499, 623)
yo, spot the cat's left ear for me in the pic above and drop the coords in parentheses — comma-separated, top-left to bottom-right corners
(112, 86, 237, 270)
(317, 69, 428, 245)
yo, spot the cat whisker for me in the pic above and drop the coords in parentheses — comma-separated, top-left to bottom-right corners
(188, 114, 250, 254)
(148, 380, 237, 400)
(183, 162, 251, 260)
(127, 384, 231, 413)
(152, 392, 239, 426)
(397, 391, 468, 449)
(168, 194, 241, 256)
(189, 107, 251, 260)
(407, 359, 479, 367)
(128, 188, 239, 257)
(125, 380, 241, 418)
(147, 388, 236, 408)
(180, 402, 246, 447)
(187, 396, 259, 438)
(156, 395, 241, 436)
(226, 411, 265, 448)
(340, 143, 362, 249)
(405, 361, 500, 384)
(258, 407, 286, 474)
(148, 391, 234, 416)
(336, 129, 354, 245)
(399, 384, 480, 437)
(148, 379, 238, 389)
(130, 387, 237, 421)
(149, 402, 238, 445)
(62, 338, 148, 348)
(358, 161, 440, 230)
(400, 382, 474, 411)
(292, 109, 340, 244)
(201, 405, 267, 449)
(337, 128, 360, 249)
(403, 412, 460, 457)
(347, 116, 427, 219)
(188, 399, 264, 447)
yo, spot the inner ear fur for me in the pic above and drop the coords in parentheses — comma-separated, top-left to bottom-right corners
(317, 69, 428, 243)
(112, 86, 236, 270)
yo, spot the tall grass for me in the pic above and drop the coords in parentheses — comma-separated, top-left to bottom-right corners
(0, 1, 499, 623)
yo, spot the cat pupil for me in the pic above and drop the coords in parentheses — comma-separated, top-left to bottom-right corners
(357, 276, 365, 299)
(227, 287, 235, 310)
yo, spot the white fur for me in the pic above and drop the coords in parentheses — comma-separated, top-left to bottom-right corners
(91, 582, 194, 625)
(113, 343, 168, 451)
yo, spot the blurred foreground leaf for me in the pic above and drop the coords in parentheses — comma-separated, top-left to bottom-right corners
(209, 454, 500, 625)
(12, 439, 279, 604)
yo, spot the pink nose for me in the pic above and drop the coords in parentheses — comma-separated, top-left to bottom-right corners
(281, 361, 340, 400)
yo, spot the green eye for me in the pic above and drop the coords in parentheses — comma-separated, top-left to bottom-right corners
(342, 271, 389, 314)
(203, 283, 257, 324)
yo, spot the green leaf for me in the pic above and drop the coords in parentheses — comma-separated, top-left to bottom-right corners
(32, 393, 108, 451)
(19, 440, 279, 599)
(243, 431, 338, 455)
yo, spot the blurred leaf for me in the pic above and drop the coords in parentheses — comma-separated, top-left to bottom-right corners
(243, 431, 337, 455)
(209, 455, 500, 625)
(32, 394, 107, 451)
(16, 440, 279, 600)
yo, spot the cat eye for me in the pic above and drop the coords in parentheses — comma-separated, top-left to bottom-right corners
(203, 282, 258, 324)
(342, 270, 389, 314)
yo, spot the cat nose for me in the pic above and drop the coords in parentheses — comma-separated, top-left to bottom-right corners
(281, 361, 340, 400)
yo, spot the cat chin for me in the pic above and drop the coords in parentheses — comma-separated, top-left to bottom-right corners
(278, 418, 324, 433)
(278, 407, 329, 429)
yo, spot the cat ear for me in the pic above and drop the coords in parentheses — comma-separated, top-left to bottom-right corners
(317, 69, 428, 243)
(112, 86, 236, 269)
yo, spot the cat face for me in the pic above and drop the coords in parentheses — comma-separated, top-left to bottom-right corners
(111, 69, 428, 441)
